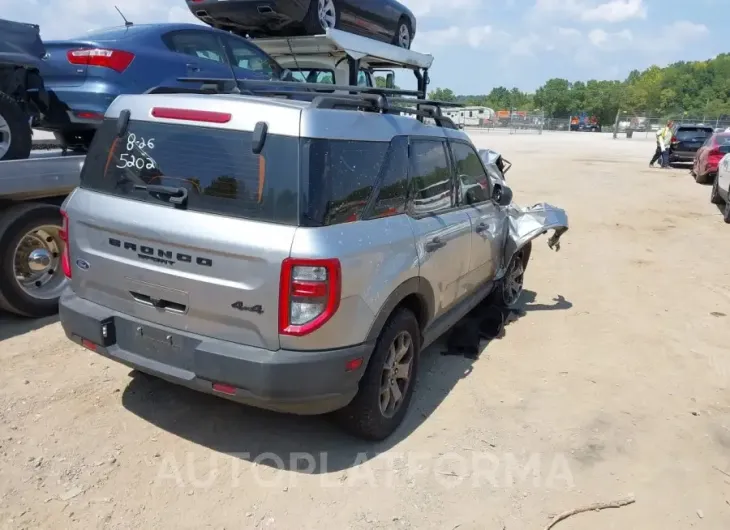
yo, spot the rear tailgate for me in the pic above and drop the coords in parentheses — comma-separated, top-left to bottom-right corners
(65, 112, 301, 351)
(673, 127, 713, 153)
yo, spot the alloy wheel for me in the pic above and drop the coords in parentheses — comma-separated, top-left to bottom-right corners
(398, 23, 411, 48)
(379, 330, 414, 418)
(318, 0, 337, 30)
(0, 114, 11, 160)
(502, 255, 525, 306)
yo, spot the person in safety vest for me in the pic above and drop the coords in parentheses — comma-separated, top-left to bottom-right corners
(651, 120, 674, 168)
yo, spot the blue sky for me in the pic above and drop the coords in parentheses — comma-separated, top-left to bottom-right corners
(1, 0, 724, 94)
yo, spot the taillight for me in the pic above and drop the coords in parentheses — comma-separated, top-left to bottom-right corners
(671, 136, 678, 143)
(709, 148, 723, 162)
(60, 209, 71, 279)
(66, 48, 135, 73)
(279, 258, 341, 336)
(151, 107, 231, 123)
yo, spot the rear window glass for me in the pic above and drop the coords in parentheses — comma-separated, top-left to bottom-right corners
(716, 135, 730, 146)
(80, 119, 299, 224)
(675, 127, 713, 140)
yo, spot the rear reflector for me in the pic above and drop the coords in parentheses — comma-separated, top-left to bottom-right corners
(345, 358, 363, 372)
(67, 48, 135, 73)
(60, 209, 71, 279)
(212, 382, 236, 395)
(151, 107, 231, 123)
(73, 110, 104, 120)
(81, 339, 97, 351)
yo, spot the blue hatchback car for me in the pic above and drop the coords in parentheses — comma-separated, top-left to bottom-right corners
(37, 23, 287, 148)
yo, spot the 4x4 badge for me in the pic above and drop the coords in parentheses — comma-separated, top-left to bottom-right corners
(231, 302, 264, 315)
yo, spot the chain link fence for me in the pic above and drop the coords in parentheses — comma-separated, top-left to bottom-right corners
(612, 115, 730, 138)
(452, 110, 545, 134)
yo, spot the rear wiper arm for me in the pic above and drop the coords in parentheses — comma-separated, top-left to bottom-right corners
(134, 184, 188, 207)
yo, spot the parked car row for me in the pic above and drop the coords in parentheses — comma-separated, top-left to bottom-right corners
(678, 124, 730, 222)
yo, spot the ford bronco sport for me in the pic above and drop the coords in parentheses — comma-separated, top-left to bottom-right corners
(58, 84, 567, 440)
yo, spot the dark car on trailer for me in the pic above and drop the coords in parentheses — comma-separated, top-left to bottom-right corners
(187, 0, 417, 49)
(669, 124, 714, 165)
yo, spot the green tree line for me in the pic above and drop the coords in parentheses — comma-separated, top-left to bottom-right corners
(426, 53, 730, 124)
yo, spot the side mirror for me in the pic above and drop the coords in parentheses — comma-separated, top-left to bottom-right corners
(386, 72, 395, 88)
(492, 184, 513, 206)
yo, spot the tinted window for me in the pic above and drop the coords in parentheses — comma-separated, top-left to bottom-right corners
(164, 30, 226, 63)
(408, 139, 453, 215)
(224, 35, 281, 79)
(80, 119, 299, 224)
(716, 134, 730, 147)
(451, 142, 490, 205)
(301, 139, 389, 225)
(675, 127, 713, 141)
(289, 69, 334, 84)
(357, 70, 371, 87)
(369, 136, 409, 219)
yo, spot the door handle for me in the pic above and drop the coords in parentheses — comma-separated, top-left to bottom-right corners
(425, 237, 446, 252)
(186, 63, 200, 72)
(475, 222, 489, 233)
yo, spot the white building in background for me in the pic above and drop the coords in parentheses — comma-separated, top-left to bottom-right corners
(442, 106, 495, 127)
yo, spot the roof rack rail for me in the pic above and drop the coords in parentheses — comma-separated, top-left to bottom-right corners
(176, 77, 464, 128)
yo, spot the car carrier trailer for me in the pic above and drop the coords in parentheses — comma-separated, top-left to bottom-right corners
(0, 27, 438, 319)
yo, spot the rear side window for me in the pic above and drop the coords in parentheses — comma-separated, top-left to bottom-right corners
(289, 69, 335, 84)
(408, 139, 453, 215)
(300, 139, 389, 225)
(675, 127, 713, 141)
(368, 136, 409, 219)
(716, 135, 730, 147)
(80, 119, 299, 224)
(163, 30, 226, 63)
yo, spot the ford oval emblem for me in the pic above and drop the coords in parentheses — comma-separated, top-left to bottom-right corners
(75, 259, 90, 270)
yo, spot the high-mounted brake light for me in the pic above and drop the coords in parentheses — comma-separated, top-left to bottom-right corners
(151, 107, 232, 123)
(67, 48, 135, 73)
(279, 258, 341, 336)
(60, 209, 71, 279)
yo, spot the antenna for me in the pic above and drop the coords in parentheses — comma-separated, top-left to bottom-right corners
(114, 6, 133, 27)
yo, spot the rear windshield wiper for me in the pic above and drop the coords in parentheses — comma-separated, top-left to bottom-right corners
(134, 184, 188, 208)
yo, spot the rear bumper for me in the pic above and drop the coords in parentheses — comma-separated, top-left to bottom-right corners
(37, 84, 122, 132)
(189, 0, 310, 30)
(59, 290, 372, 415)
(669, 151, 696, 162)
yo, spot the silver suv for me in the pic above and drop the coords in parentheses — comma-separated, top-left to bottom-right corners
(58, 88, 567, 440)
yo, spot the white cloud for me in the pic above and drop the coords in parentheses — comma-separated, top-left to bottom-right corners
(532, 0, 647, 23)
(415, 25, 498, 49)
(586, 21, 707, 52)
(401, 0, 483, 18)
(0, 0, 201, 39)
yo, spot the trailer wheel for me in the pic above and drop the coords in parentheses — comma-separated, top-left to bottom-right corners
(0, 91, 32, 161)
(0, 203, 67, 317)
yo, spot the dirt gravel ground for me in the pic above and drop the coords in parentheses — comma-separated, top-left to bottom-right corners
(2, 130, 730, 530)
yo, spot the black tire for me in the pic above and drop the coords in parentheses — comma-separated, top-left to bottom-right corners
(335, 308, 420, 441)
(0, 91, 32, 161)
(0, 203, 65, 317)
(304, 0, 340, 34)
(492, 241, 532, 308)
(710, 174, 723, 205)
(695, 169, 712, 184)
(724, 199, 730, 224)
(392, 17, 413, 49)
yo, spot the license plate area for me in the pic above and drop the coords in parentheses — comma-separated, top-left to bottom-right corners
(115, 319, 193, 369)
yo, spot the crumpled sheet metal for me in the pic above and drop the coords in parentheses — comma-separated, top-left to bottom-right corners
(498, 202, 569, 279)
